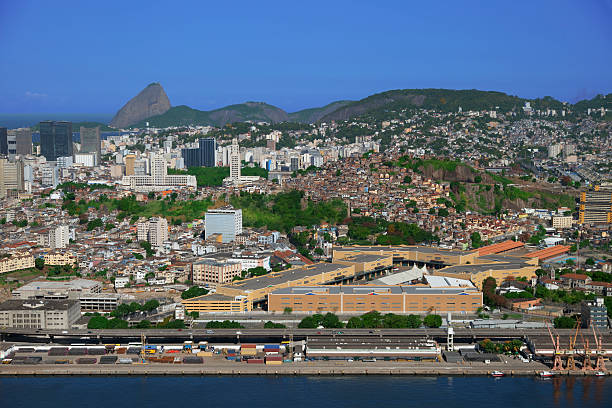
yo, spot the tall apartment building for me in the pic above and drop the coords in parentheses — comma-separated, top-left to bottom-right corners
(182, 137, 217, 168)
(0, 158, 25, 198)
(80, 126, 101, 163)
(137, 217, 168, 247)
(230, 138, 241, 181)
(579, 187, 612, 225)
(41, 166, 59, 188)
(40, 121, 73, 161)
(547, 143, 562, 158)
(49, 225, 70, 249)
(205, 207, 242, 243)
(552, 215, 573, 229)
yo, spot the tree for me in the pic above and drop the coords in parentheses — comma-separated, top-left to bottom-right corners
(322, 312, 343, 328)
(181, 286, 209, 300)
(35, 258, 45, 270)
(283, 307, 293, 315)
(424, 314, 442, 328)
(264, 321, 286, 329)
(585, 258, 595, 266)
(470, 232, 482, 249)
(554, 316, 576, 329)
(437, 208, 449, 217)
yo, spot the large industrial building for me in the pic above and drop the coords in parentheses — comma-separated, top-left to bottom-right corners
(268, 284, 482, 314)
(0, 299, 80, 329)
(182, 244, 538, 314)
(12, 278, 102, 300)
(204, 207, 243, 243)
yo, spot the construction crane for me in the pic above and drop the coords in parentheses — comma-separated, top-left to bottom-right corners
(592, 325, 606, 371)
(546, 320, 563, 370)
(566, 318, 581, 370)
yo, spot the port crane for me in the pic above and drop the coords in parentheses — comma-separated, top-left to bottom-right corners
(592, 325, 606, 371)
(546, 320, 563, 370)
(565, 318, 581, 370)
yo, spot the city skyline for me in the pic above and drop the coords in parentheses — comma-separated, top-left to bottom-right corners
(1, 1, 611, 114)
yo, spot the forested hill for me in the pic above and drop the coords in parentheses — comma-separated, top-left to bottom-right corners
(318, 89, 567, 122)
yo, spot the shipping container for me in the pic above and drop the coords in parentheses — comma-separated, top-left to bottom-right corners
(247, 358, 264, 364)
(118, 358, 133, 364)
(265, 356, 283, 361)
(265, 360, 282, 365)
(197, 351, 213, 357)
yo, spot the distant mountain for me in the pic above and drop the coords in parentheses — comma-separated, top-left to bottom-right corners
(288, 101, 353, 123)
(318, 89, 551, 122)
(110, 83, 171, 128)
(135, 102, 289, 128)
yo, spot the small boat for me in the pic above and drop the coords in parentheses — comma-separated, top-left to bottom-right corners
(539, 371, 554, 378)
(491, 371, 505, 377)
(595, 371, 606, 377)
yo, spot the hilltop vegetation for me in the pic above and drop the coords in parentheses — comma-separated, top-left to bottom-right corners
(134, 102, 289, 128)
(229, 190, 347, 232)
(167, 166, 268, 187)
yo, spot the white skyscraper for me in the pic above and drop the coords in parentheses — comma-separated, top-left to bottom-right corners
(150, 154, 167, 184)
(230, 138, 241, 181)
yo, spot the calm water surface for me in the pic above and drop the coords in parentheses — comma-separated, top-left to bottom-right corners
(0, 376, 610, 408)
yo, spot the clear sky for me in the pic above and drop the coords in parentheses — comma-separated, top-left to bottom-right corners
(1, 0, 611, 114)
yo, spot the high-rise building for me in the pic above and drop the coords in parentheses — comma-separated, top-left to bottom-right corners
(40, 121, 73, 161)
(49, 225, 70, 249)
(124, 154, 136, 176)
(230, 138, 241, 181)
(150, 154, 167, 185)
(579, 186, 612, 225)
(11, 128, 33, 156)
(137, 217, 168, 247)
(0, 127, 7, 155)
(181, 137, 216, 167)
(80, 126, 101, 163)
(0, 158, 25, 198)
(205, 207, 242, 243)
(41, 166, 59, 188)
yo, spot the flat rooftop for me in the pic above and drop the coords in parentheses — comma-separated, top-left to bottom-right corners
(14, 279, 101, 292)
(226, 263, 352, 291)
(269, 285, 479, 296)
(0, 299, 79, 311)
(334, 245, 473, 257)
(436, 262, 532, 275)
(339, 254, 391, 263)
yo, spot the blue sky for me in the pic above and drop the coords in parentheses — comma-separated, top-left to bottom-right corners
(1, 0, 611, 114)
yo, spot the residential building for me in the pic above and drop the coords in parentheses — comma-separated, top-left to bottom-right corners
(0, 253, 35, 274)
(43, 252, 78, 266)
(39, 121, 73, 162)
(0, 157, 25, 198)
(552, 215, 573, 229)
(192, 258, 242, 287)
(579, 187, 612, 225)
(79, 126, 101, 163)
(581, 298, 608, 329)
(205, 207, 242, 243)
(78, 293, 120, 312)
(137, 217, 168, 247)
(0, 299, 80, 329)
(41, 166, 59, 188)
(49, 225, 70, 249)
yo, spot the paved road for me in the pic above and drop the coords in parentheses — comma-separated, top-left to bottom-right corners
(1, 327, 603, 340)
